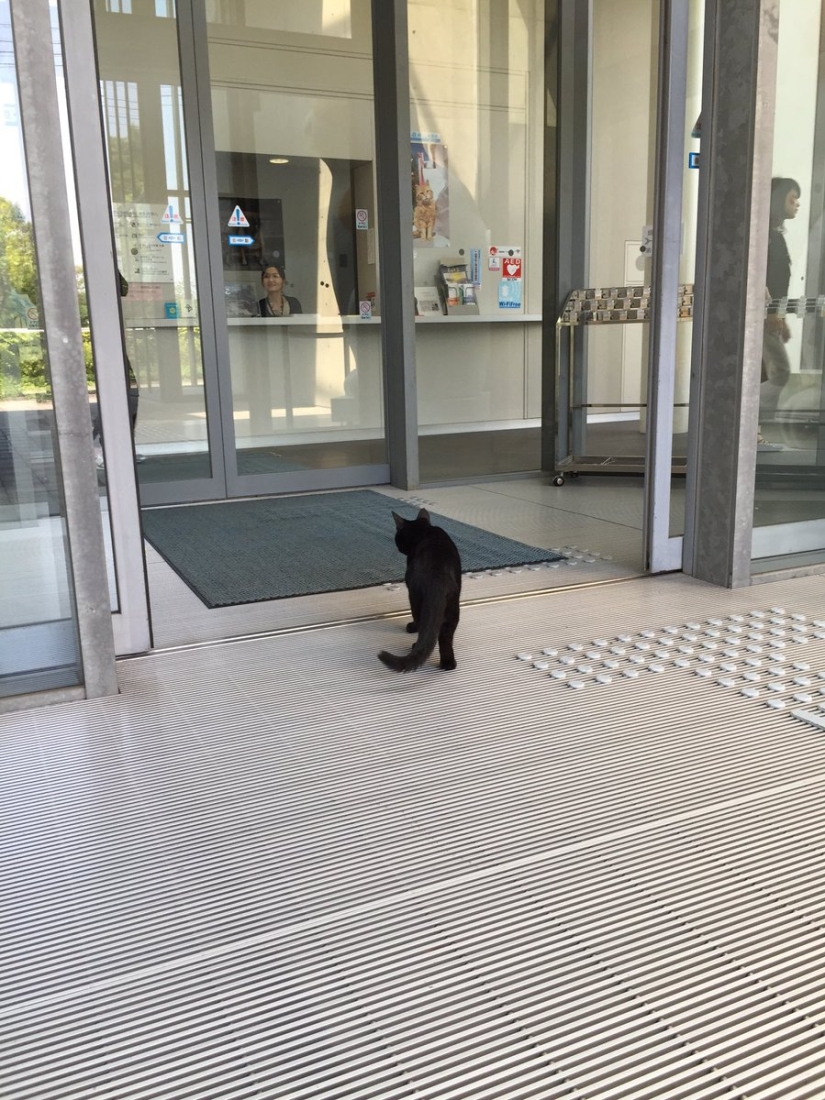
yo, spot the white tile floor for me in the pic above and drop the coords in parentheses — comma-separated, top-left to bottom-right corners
(2, 571, 825, 1096)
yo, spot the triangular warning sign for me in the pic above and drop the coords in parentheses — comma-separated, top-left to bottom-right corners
(227, 205, 249, 228)
(161, 204, 182, 224)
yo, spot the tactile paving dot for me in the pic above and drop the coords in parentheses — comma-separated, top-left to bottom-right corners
(512, 609, 825, 736)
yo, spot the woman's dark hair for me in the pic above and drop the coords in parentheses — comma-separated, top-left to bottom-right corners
(770, 177, 801, 228)
(261, 262, 286, 281)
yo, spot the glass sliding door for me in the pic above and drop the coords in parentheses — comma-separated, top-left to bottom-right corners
(92, 0, 222, 501)
(554, 0, 694, 574)
(0, 0, 82, 698)
(554, 0, 661, 573)
(204, 0, 388, 494)
(751, 0, 825, 570)
(408, 0, 545, 482)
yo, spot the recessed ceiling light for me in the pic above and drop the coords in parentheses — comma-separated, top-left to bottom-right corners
(269, 157, 289, 164)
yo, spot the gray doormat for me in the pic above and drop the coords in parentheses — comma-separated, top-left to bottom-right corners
(141, 489, 565, 608)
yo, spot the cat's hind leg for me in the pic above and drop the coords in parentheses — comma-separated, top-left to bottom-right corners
(437, 602, 460, 671)
(406, 589, 423, 634)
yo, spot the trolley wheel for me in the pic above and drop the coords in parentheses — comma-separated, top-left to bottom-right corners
(552, 474, 565, 487)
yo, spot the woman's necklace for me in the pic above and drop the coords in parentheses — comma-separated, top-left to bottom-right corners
(267, 295, 284, 317)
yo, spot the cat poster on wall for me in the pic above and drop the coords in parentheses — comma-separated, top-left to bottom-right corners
(411, 133, 450, 247)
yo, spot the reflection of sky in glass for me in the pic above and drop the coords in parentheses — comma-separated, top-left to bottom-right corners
(161, 84, 180, 191)
(0, 2, 85, 681)
(0, 0, 32, 221)
(0, 1, 86, 259)
(161, 83, 192, 290)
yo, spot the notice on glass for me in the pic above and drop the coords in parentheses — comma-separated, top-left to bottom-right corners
(113, 202, 175, 283)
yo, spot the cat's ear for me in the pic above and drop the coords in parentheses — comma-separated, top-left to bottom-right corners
(417, 508, 431, 524)
(392, 511, 406, 530)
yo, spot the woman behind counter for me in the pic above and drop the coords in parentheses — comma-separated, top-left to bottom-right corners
(258, 263, 303, 317)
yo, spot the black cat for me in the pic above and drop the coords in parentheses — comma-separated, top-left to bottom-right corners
(378, 509, 462, 673)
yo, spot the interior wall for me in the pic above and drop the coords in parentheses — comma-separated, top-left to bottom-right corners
(213, 153, 363, 317)
(210, 0, 547, 433)
(585, 0, 704, 431)
(587, 0, 657, 415)
(407, 0, 541, 317)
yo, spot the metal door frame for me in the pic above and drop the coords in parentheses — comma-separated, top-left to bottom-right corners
(554, 0, 691, 575)
(58, 0, 152, 655)
(644, 0, 690, 573)
(175, 1, 391, 503)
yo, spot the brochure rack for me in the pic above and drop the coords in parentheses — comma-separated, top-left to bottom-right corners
(552, 284, 693, 486)
(437, 260, 480, 316)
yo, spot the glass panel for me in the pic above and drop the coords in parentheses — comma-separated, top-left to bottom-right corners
(0, 8, 82, 697)
(553, 0, 657, 573)
(48, 3, 120, 612)
(409, 0, 544, 481)
(204, 0, 353, 40)
(92, 2, 214, 487)
(206, 1, 386, 478)
(752, 1, 825, 569)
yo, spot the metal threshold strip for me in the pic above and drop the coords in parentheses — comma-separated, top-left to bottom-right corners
(130, 572, 647, 660)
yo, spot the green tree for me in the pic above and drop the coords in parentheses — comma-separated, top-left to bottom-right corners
(107, 126, 145, 203)
(76, 266, 89, 326)
(0, 197, 38, 309)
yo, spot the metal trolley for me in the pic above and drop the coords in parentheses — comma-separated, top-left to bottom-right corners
(552, 284, 694, 486)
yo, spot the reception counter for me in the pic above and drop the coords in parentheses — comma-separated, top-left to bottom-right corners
(225, 316, 383, 437)
(124, 312, 542, 447)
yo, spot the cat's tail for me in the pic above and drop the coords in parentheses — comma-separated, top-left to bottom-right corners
(378, 594, 444, 673)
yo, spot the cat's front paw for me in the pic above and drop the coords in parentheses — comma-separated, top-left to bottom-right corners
(406, 622, 418, 633)
(439, 657, 457, 671)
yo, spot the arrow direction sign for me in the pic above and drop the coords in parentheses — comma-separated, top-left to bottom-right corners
(157, 232, 185, 244)
(227, 205, 250, 228)
(228, 234, 255, 246)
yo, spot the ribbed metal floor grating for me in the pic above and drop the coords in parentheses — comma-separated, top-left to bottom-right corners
(3, 571, 825, 1096)
(3, 786, 825, 1098)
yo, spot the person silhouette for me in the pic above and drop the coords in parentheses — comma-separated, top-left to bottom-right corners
(758, 177, 800, 451)
(92, 270, 141, 467)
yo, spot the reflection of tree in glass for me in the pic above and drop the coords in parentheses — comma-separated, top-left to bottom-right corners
(0, 197, 40, 399)
(0, 197, 38, 323)
(107, 125, 145, 203)
(0, 198, 96, 401)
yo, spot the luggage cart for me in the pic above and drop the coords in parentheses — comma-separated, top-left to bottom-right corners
(552, 284, 693, 486)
